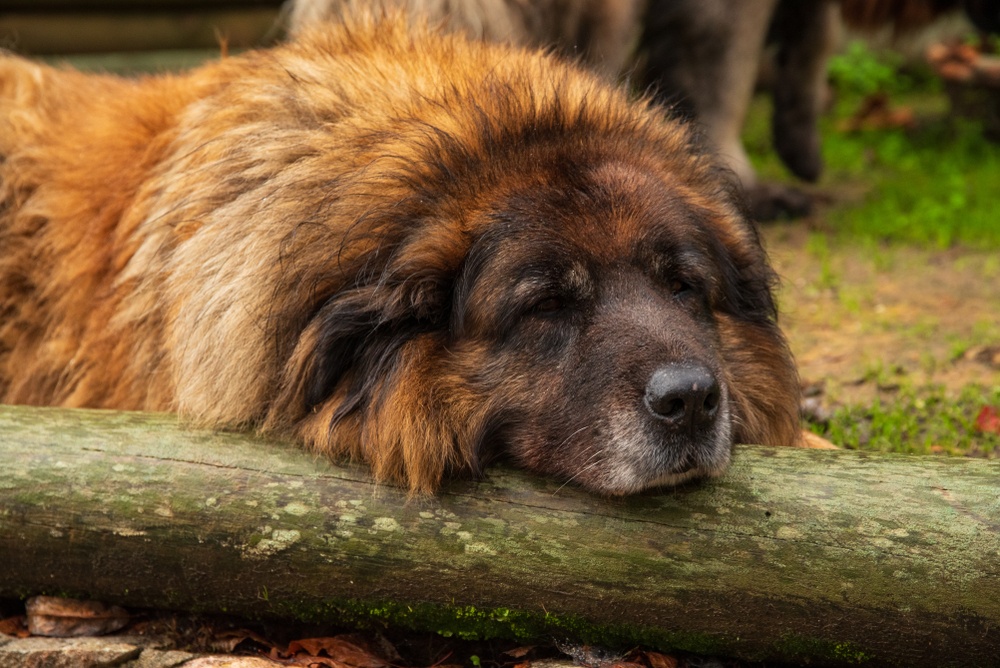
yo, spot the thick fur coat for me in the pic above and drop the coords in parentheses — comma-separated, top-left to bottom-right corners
(0, 15, 802, 494)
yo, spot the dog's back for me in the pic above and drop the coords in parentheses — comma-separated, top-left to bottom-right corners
(0, 55, 223, 408)
(0, 16, 645, 418)
(0, 16, 804, 494)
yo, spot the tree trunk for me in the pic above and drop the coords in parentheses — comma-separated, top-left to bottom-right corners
(0, 405, 997, 666)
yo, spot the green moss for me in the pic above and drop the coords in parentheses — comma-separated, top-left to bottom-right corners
(266, 596, 729, 657)
(776, 633, 874, 664)
(251, 595, 895, 663)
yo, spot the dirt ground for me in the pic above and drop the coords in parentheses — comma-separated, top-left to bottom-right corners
(763, 221, 1000, 406)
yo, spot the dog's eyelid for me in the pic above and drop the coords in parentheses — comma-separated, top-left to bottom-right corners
(529, 295, 566, 315)
(644, 249, 713, 302)
(648, 247, 702, 278)
(670, 278, 694, 296)
(517, 284, 569, 313)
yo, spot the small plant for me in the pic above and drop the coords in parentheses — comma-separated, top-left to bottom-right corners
(808, 384, 1000, 456)
(804, 233, 840, 291)
(827, 41, 909, 98)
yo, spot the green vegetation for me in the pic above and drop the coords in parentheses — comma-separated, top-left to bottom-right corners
(827, 40, 918, 98)
(294, 599, 731, 658)
(746, 41, 1000, 248)
(809, 384, 1000, 456)
(747, 40, 1000, 457)
(822, 118, 1000, 248)
(286, 597, 880, 664)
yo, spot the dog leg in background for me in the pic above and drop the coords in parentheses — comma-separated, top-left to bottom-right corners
(640, 0, 778, 194)
(640, 0, 817, 220)
(770, 0, 841, 184)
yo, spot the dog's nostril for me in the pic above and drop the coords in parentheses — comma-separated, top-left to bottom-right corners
(657, 397, 686, 422)
(645, 363, 720, 428)
(703, 387, 720, 415)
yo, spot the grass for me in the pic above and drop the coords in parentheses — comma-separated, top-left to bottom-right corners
(809, 384, 1000, 457)
(745, 42, 1000, 249)
(822, 118, 1000, 248)
(746, 41, 1000, 456)
(752, 105, 1000, 248)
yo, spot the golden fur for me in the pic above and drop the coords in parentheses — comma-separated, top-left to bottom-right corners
(0, 15, 804, 494)
(287, 0, 642, 79)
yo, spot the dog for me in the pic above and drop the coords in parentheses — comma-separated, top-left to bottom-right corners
(286, 0, 643, 81)
(0, 13, 804, 495)
(285, 0, 838, 220)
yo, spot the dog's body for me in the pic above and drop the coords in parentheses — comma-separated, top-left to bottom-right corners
(287, 0, 840, 219)
(0, 15, 801, 494)
(288, 0, 643, 80)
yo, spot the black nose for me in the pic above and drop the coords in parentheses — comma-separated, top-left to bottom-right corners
(644, 363, 721, 429)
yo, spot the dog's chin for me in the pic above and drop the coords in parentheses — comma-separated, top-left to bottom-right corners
(645, 457, 730, 490)
(578, 403, 733, 496)
(588, 454, 730, 497)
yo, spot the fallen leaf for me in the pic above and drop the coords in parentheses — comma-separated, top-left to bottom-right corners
(283, 635, 390, 668)
(288, 657, 344, 667)
(504, 646, 536, 659)
(357, 632, 402, 663)
(839, 93, 916, 132)
(964, 345, 1000, 369)
(643, 651, 679, 668)
(975, 405, 1000, 434)
(939, 60, 975, 82)
(211, 628, 276, 654)
(25, 596, 129, 637)
(0, 615, 29, 638)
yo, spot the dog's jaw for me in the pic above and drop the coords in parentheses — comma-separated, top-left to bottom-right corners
(573, 388, 734, 496)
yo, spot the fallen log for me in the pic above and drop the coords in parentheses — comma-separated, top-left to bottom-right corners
(0, 405, 997, 666)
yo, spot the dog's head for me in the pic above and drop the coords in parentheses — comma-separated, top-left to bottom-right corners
(450, 161, 743, 494)
(263, 57, 799, 495)
(442, 150, 801, 494)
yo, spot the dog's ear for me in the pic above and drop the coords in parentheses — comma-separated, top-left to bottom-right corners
(703, 220, 780, 325)
(302, 287, 387, 411)
(268, 277, 486, 493)
(269, 276, 449, 425)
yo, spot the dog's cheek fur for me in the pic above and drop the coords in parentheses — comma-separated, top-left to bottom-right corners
(359, 334, 485, 492)
(274, 319, 493, 494)
(717, 313, 801, 447)
(691, 195, 801, 448)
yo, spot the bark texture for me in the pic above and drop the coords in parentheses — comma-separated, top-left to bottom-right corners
(0, 405, 998, 666)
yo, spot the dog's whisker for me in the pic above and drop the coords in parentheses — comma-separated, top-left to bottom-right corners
(550, 446, 603, 496)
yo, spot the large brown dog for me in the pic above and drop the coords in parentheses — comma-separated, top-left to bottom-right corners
(0, 14, 802, 495)
(286, 0, 840, 219)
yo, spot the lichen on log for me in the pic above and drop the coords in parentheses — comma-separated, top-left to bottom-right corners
(0, 405, 997, 666)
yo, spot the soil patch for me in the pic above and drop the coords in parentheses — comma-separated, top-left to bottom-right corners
(764, 222, 1000, 406)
